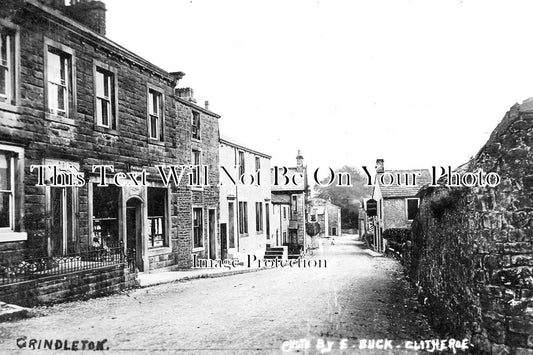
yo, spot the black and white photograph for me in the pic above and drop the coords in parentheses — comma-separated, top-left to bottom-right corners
(0, 0, 532, 354)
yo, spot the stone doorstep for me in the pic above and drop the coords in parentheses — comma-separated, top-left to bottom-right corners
(0, 301, 34, 323)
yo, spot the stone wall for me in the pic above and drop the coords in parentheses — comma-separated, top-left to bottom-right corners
(0, 266, 137, 307)
(408, 99, 533, 354)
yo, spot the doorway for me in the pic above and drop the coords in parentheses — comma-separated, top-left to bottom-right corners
(126, 198, 143, 271)
(265, 203, 270, 241)
(208, 209, 216, 260)
(50, 187, 77, 256)
(228, 202, 235, 249)
(220, 223, 227, 260)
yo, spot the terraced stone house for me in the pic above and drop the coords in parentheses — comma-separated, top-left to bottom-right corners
(271, 151, 310, 255)
(0, 0, 220, 279)
(370, 159, 431, 252)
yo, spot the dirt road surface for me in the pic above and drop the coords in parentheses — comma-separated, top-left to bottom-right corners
(0, 235, 438, 354)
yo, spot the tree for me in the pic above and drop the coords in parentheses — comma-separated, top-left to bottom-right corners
(306, 222, 321, 237)
(313, 166, 371, 229)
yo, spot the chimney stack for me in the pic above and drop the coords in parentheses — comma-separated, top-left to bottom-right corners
(204, 101, 209, 110)
(375, 159, 384, 174)
(296, 150, 304, 170)
(175, 87, 197, 103)
(65, 0, 107, 36)
(39, 0, 66, 9)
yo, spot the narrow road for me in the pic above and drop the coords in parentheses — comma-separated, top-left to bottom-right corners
(0, 235, 436, 354)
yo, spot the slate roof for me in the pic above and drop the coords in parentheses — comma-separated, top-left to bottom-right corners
(271, 167, 307, 192)
(377, 169, 432, 198)
(271, 194, 291, 204)
(219, 135, 271, 159)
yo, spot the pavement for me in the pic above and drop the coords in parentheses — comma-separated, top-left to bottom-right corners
(137, 262, 267, 287)
(0, 234, 436, 354)
(137, 238, 341, 287)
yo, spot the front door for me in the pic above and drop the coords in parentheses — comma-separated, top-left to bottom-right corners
(228, 202, 235, 249)
(50, 187, 77, 256)
(265, 203, 270, 242)
(208, 209, 216, 260)
(126, 199, 143, 271)
(220, 223, 227, 260)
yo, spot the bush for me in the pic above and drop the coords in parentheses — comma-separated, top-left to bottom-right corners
(429, 187, 469, 219)
(383, 228, 411, 244)
(306, 222, 321, 237)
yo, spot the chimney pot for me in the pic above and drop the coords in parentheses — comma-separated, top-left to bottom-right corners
(296, 150, 304, 169)
(375, 159, 384, 173)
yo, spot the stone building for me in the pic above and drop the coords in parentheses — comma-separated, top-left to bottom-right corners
(0, 0, 220, 274)
(308, 197, 341, 238)
(176, 90, 220, 264)
(271, 151, 309, 254)
(407, 99, 533, 354)
(219, 136, 272, 260)
(370, 159, 431, 252)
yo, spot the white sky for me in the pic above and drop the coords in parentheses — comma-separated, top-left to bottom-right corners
(105, 0, 533, 176)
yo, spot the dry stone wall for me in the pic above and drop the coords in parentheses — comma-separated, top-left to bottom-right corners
(408, 99, 533, 354)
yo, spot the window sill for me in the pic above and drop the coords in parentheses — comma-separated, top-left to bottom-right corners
(94, 125, 118, 135)
(46, 112, 75, 125)
(147, 246, 171, 256)
(191, 186, 204, 192)
(148, 138, 165, 146)
(0, 231, 27, 242)
(0, 102, 21, 114)
(192, 246, 204, 253)
(239, 233, 249, 238)
(192, 137, 202, 143)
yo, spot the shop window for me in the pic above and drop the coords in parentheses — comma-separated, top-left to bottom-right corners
(92, 184, 120, 246)
(148, 187, 167, 248)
